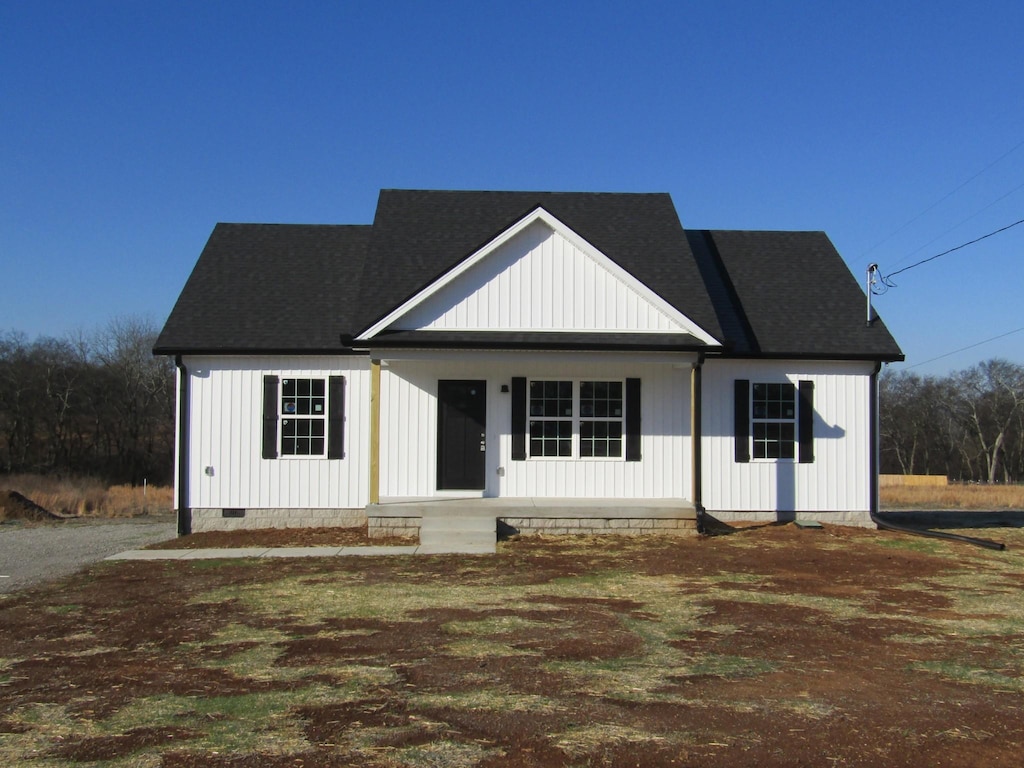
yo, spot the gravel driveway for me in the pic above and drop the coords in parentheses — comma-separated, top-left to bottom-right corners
(0, 515, 177, 594)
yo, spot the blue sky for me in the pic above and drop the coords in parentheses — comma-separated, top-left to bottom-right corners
(3, 0, 1022, 376)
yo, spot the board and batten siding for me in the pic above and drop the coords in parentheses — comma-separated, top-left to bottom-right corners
(701, 360, 875, 514)
(395, 221, 689, 333)
(181, 355, 370, 510)
(377, 354, 692, 500)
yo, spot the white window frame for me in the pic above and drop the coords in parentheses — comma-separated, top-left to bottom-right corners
(280, 377, 327, 457)
(528, 379, 574, 458)
(751, 381, 797, 461)
(527, 379, 625, 460)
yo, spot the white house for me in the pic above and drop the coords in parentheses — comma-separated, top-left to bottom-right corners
(154, 190, 903, 538)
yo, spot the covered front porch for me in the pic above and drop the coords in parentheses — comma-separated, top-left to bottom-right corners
(366, 350, 702, 502)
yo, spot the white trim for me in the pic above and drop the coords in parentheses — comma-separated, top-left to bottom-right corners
(357, 207, 721, 346)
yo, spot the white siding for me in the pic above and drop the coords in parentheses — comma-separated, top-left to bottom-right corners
(182, 355, 370, 510)
(378, 354, 692, 500)
(701, 360, 875, 513)
(395, 221, 690, 333)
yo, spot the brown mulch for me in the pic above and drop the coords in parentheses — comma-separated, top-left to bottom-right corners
(146, 524, 416, 549)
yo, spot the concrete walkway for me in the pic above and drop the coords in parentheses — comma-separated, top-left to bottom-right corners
(105, 543, 492, 561)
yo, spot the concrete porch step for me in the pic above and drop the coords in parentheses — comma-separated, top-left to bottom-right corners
(418, 514, 497, 553)
(418, 516, 496, 537)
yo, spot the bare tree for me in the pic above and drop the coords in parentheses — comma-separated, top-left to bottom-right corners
(877, 359, 1024, 483)
(0, 331, 34, 473)
(0, 317, 175, 484)
(90, 316, 175, 484)
(944, 359, 1024, 484)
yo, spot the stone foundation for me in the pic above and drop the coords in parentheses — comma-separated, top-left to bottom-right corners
(189, 508, 366, 532)
(706, 510, 875, 528)
(499, 516, 697, 537)
(368, 516, 421, 539)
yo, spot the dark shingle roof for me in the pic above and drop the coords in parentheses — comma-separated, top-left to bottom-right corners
(358, 190, 725, 341)
(699, 229, 903, 358)
(154, 190, 903, 361)
(154, 224, 371, 354)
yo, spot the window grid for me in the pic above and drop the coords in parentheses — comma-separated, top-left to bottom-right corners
(752, 382, 796, 459)
(529, 380, 573, 457)
(281, 378, 327, 456)
(528, 380, 625, 459)
(580, 381, 624, 458)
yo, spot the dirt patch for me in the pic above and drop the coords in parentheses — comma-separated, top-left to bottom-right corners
(0, 490, 74, 522)
(148, 524, 416, 549)
(2, 525, 1024, 766)
(48, 726, 199, 761)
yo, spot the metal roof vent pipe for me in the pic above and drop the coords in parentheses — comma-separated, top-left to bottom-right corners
(866, 264, 878, 326)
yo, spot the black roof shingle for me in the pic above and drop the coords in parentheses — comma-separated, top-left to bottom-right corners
(154, 224, 371, 354)
(154, 190, 902, 361)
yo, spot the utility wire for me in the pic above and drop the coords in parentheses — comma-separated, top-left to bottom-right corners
(861, 137, 1024, 262)
(892, 178, 1024, 266)
(902, 326, 1024, 370)
(878, 216, 1024, 286)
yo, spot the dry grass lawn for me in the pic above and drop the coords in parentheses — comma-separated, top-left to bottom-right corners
(881, 482, 1024, 510)
(2, 523, 1024, 766)
(0, 474, 172, 519)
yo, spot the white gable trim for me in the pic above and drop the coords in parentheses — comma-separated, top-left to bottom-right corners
(357, 207, 721, 345)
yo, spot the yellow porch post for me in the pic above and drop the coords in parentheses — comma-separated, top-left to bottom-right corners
(369, 358, 381, 504)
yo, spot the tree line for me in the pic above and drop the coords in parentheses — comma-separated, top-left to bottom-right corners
(0, 317, 175, 486)
(880, 359, 1024, 483)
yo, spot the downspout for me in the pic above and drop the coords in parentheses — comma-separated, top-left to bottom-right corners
(692, 352, 705, 534)
(869, 361, 1005, 551)
(174, 355, 192, 537)
(869, 361, 881, 523)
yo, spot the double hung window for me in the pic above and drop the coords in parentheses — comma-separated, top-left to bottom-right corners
(735, 378, 813, 464)
(281, 378, 326, 456)
(528, 381, 573, 457)
(579, 381, 624, 457)
(751, 382, 796, 459)
(262, 374, 345, 460)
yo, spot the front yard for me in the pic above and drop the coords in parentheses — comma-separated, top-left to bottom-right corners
(2, 523, 1024, 766)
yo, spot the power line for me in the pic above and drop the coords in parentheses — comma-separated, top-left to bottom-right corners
(861, 137, 1024, 262)
(878, 216, 1024, 286)
(891, 178, 1024, 266)
(902, 325, 1024, 370)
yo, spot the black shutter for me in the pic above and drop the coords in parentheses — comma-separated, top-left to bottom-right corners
(511, 377, 526, 460)
(625, 378, 641, 461)
(734, 379, 750, 463)
(798, 380, 814, 463)
(328, 375, 345, 459)
(262, 375, 279, 460)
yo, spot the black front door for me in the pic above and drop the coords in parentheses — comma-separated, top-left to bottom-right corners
(437, 380, 487, 490)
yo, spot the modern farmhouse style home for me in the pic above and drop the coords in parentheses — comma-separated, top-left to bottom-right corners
(154, 189, 903, 541)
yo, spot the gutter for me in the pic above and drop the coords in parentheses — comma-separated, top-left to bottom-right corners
(174, 355, 192, 537)
(868, 361, 1005, 551)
